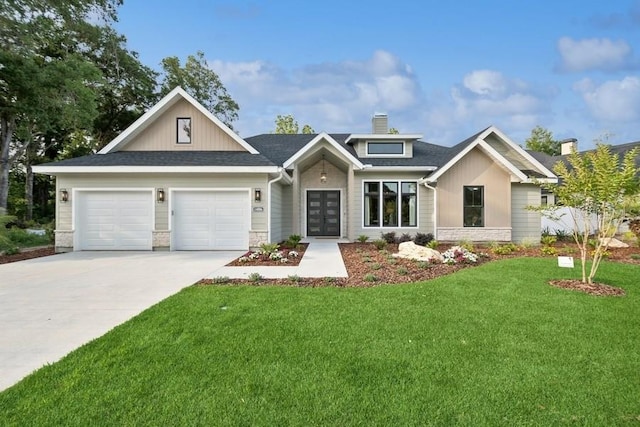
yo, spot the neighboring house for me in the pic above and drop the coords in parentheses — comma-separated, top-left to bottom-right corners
(33, 87, 557, 252)
(529, 139, 640, 235)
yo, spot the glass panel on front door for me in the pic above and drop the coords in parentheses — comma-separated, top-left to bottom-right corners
(307, 190, 340, 236)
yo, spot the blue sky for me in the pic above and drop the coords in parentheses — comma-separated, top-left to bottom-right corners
(114, 0, 640, 149)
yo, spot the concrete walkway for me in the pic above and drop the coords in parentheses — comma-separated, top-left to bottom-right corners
(207, 239, 348, 279)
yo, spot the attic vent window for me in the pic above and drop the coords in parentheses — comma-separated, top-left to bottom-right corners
(367, 141, 404, 156)
(177, 117, 192, 144)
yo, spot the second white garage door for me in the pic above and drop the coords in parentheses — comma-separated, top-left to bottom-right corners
(172, 190, 249, 250)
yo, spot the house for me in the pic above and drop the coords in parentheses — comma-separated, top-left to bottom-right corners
(33, 87, 557, 252)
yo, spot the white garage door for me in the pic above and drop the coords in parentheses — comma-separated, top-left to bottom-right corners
(77, 191, 153, 250)
(173, 191, 249, 250)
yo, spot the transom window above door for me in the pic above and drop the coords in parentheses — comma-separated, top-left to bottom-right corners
(363, 180, 417, 227)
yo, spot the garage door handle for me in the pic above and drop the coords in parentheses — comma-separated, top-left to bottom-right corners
(172, 210, 174, 216)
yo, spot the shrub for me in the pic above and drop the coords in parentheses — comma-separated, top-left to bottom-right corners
(259, 242, 280, 255)
(630, 254, 640, 260)
(541, 226, 551, 237)
(458, 240, 475, 252)
(396, 266, 408, 275)
(540, 235, 557, 247)
(363, 273, 378, 282)
(520, 238, 535, 248)
(381, 232, 397, 244)
(288, 274, 301, 283)
(413, 232, 434, 247)
(285, 234, 302, 248)
(3, 246, 20, 256)
(442, 246, 478, 264)
(371, 263, 382, 270)
(372, 239, 387, 250)
(490, 243, 519, 255)
(416, 261, 430, 269)
(554, 229, 570, 241)
(398, 233, 412, 243)
(247, 272, 263, 282)
(357, 235, 369, 243)
(323, 277, 336, 284)
(540, 246, 558, 256)
(427, 240, 439, 249)
(210, 276, 230, 284)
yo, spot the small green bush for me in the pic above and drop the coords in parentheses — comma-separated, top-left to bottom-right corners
(427, 240, 439, 249)
(3, 247, 20, 256)
(413, 232, 434, 247)
(285, 234, 302, 248)
(259, 242, 280, 255)
(210, 276, 230, 284)
(458, 240, 475, 252)
(373, 239, 387, 250)
(416, 261, 430, 269)
(396, 266, 408, 275)
(630, 254, 640, 260)
(371, 263, 382, 270)
(363, 273, 378, 282)
(398, 233, 412, 243)
(540, 246, 558, 256)
(357, 235, 369, 243)
(381, 232, 397, 244)
(247, 272, 263, 283)
(540, 235, 557, 247)
(288, 274, 301, 284)
(554, 229, 570, 241)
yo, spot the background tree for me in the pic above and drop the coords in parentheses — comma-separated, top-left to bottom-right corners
(388, 127, 400, 134)
(0, 0, 122, 214)
(540, 144, 639, 284)
(274, 114, 314, 134)
(160, 51, 238, 130)
(525, 125, 560, 156)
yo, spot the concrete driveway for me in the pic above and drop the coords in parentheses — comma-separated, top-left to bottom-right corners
(0, 250, 242, 392)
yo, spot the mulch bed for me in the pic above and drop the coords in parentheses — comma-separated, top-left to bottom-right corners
(549, 279, 626, 296)
(0, 247, 56, 265)
(225, 243, 308, 267)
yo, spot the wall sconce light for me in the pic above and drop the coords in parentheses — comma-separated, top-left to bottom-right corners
(254, 188, 262, 202)
(320, 155, 328, 183)
(157, 188, 165, 203)
(60, 189, 69, 202)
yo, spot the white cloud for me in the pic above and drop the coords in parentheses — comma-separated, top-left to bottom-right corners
(557, 37, 634, 72)
(574, 76, 640, 122)
(208, 50, 422, 134)
(463, 70, 507, 97)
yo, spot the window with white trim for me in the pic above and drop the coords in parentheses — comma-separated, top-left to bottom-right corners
(364, 180, 417, 227)
(463, 186, 484, 227)
(366, 141, 404, 156)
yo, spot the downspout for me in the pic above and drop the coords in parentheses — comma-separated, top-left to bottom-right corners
(418, 177, 437, 240)
(267, 168, 289, 243)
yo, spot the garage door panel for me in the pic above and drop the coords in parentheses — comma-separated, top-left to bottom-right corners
(173, 191, 249, 250)
(78, 192, 152, 250)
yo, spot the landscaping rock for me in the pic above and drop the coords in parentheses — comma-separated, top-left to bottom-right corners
(601, 237, 629, 248)
(393, 241, 443, 262)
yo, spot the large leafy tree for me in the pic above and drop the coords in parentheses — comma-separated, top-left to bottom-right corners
(0, 0, 122, 213)
(541, 144, 639, 284)
(525, 125, 560, 156)
(160, 51, 238, 130)
(274, 114, 314, 134)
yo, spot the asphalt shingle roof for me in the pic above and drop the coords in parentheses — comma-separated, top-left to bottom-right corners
(44, 151, 277, 167)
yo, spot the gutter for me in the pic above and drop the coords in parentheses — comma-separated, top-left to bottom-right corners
(418, 177, 437, 240)
(267, 168, 291, 243)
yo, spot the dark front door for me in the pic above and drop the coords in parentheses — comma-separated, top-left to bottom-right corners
(307, 190, 340, 236)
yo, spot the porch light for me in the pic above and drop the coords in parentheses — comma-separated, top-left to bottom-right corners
(320, 155, 327, 183)
(157, 188, 165, 203)
(60, 189, 69, 202)
(254, 188, 262, 202)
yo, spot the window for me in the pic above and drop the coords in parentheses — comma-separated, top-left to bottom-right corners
(177, 117, 191, 144)
(367, 142, 404, 155)
(463, 186, 483, 227)
(364, 180, 417, 227)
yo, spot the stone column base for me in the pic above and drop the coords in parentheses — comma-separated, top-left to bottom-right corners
(153, 230, 170, 251)
(437, 227, 512, 242)
(54, 230, 74, 253)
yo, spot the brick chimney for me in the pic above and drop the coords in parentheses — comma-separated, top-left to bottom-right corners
(560, 138, 578, 155)
(372, 113, 388, 134)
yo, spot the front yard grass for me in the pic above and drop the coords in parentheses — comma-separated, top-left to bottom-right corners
(1, 258, 639, 425)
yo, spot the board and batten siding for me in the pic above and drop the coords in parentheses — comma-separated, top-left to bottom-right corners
(437, 148, 511, 228)
(121, 99, 243, 151)
(55, 173, 269, 232)
(511, 183, 543, 243)
(351, 172, 434, 241)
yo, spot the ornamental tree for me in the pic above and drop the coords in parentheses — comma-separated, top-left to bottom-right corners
(542, 144, 639, 284)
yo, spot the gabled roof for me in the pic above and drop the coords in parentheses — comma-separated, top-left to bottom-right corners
(282, 132, 364, 169)
(98, 87, 258, 154)
(529, 140, 640, 171)
(344, 133, 423, 144)
(425, 125, 557, 183)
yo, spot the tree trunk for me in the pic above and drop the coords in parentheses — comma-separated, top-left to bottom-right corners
(0, 115, 15, 214)
(25, 159, 34, 221)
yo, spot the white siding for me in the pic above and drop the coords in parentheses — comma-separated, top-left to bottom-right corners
(511, 184, 543, 243)
(270, 182, 283, 243)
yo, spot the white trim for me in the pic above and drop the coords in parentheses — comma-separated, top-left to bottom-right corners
(360, 179, 419, 229)
(487, 126, 556, 178)
(32, 165, 281, 174)
(283, 132, 365, 169)
(303, 188, 344, 238)
(358, 166, 438, 172)
(477, 140, 528, 181)
(366, 141, 406, 157)
(168, 187, 252, 251)
(98, 87, 258, 155)
(345, 133, 422, 144)
(72, 188, 155, 251)
(419, 179, 437, 240)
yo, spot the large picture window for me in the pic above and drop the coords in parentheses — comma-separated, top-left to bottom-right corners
(463, 186, 484, 227)
(364, 180, 417, 227)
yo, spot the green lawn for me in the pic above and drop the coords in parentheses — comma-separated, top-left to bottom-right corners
(1, 258, 639, 426)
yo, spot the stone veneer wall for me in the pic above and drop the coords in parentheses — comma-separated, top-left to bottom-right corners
(54, 230, 74, 253)
(152, 231, 170, 250)
(249, 230, 268, 249)
(437, 227, 511, 242)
